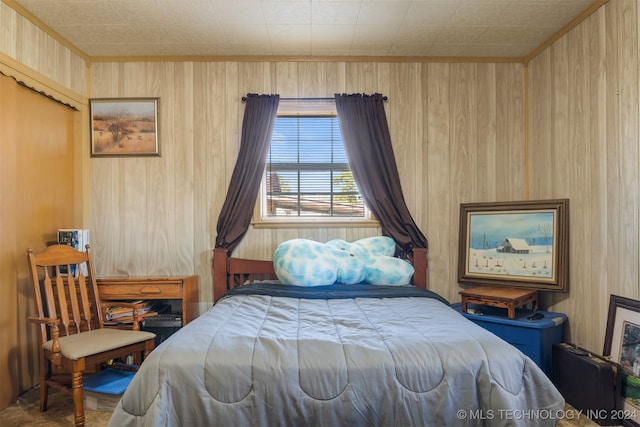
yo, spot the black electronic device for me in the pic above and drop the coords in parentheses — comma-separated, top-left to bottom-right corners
(141, 314, 182, 347)
(527, 312, 544, 320)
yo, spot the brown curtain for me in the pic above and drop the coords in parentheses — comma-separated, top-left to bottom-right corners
(215, 94, 279, 253)
(335, 93, 427, 257)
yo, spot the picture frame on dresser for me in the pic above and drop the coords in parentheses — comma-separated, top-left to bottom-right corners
(603, 294, 640, 427)
(457, 199, 569, 292)
(90, 97, 160, 157)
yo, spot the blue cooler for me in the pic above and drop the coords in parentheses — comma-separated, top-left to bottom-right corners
(451, 302, 566, 377)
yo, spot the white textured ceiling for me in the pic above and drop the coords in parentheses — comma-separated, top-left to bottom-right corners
(10, 0, 598, 59)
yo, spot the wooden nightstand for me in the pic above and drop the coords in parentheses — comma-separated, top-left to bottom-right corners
(459, 286, 538, 319)
(97, 276, 198, 326)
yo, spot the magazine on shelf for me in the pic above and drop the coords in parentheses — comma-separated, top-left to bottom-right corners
(104, 300, 168, 323)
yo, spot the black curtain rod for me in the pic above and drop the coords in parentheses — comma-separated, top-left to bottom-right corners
(241, 96, 388, 102)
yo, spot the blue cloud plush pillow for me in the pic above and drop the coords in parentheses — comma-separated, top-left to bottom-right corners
(273, 236, 414, 287)
(273, 239, 339, 287)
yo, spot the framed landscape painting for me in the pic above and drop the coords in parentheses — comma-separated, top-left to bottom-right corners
(457, 199, 569, 292)
(603, 295, 640, 427)
(90, 98, 160, 157)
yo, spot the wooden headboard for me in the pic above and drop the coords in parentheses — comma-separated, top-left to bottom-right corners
(212, 246, 428, 302)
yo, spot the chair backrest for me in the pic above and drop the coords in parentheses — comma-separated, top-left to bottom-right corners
(27, 244, 104, 345)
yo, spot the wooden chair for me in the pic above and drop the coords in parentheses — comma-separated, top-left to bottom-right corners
(26, 244, 156, 427)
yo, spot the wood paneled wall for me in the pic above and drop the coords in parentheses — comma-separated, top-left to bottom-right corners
(5, 0, 638, 376)
(89, 60, 525, 311)
(528, 0, 640, 351)
(0, 1, 86, 96)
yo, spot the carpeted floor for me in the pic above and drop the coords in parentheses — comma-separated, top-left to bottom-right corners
(0, 386, 610, 427)
(1, 387, 111, 427)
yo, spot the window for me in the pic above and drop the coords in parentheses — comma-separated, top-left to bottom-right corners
(253, 100, 377, 227)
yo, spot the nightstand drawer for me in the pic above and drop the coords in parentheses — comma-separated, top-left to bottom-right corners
(98, 283, 183, 299)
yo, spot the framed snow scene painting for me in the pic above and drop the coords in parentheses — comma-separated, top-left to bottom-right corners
(458, 199, 569, 292)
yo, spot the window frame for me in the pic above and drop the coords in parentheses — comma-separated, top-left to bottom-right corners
(252, 110, 378, 229)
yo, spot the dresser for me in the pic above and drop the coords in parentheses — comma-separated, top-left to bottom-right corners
(97, 276, 198, 326)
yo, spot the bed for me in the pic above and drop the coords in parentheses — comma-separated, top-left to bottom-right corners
(108, 245, 564, 427)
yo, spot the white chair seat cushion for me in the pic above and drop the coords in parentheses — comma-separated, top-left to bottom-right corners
(43, 328, 156, 360)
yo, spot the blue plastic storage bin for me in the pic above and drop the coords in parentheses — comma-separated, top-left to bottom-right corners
(451, 302, 566, 377)
(84, 368, 136, 395)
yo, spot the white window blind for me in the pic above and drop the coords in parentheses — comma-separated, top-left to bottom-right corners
(265, 102, 365, 218)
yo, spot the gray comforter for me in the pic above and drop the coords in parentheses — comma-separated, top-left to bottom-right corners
(108, 284, 564, 426)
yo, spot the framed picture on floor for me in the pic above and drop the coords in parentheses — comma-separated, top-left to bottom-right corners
(603, 294, 640, 427)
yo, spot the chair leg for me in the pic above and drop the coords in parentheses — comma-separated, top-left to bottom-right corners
(71, 370, 85, 427)
(144, 339, 155, 359)
(39, 356, 48, 412)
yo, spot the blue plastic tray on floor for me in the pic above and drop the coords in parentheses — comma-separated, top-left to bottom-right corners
(83, 368, 136, 395)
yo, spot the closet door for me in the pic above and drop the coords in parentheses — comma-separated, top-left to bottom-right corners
(0, 73, 76, 409)
(0, 73, 19, 411)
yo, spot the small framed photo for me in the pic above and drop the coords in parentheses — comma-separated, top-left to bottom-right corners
(604, 295, 640, 427)
(90, 98, 160, 157)
(457, 199, 569, 292)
